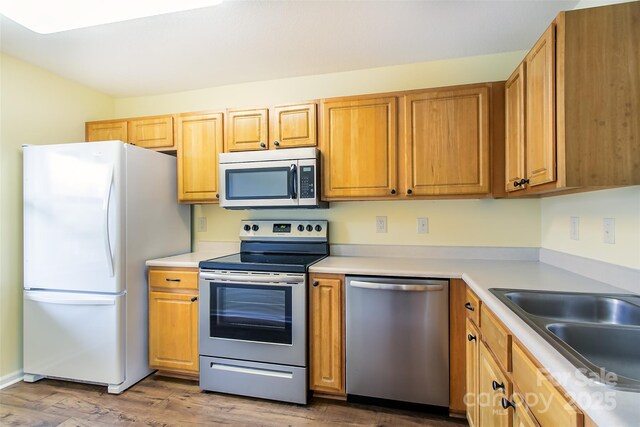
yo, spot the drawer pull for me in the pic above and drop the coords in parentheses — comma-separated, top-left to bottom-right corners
(312, 281, 319, 287)
(467, 334, 477, 342)
(501, 397, 515, 409)
(190, 296, 198, 302)
(492, 380, 505, 391)
(165, 278, 181, 282)
(465, 302, 475, 311)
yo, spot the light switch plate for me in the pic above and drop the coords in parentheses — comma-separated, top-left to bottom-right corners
(417, 217, 429, 234)
(197, 217, 207, 232)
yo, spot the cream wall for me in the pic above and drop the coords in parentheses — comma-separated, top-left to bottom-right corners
(115, 50, 543, 250)
(0, 53, 114, 381)
(541, 188, 640, 269)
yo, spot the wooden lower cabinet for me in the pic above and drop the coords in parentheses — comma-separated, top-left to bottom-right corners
(308, 273, 345, 396)
(512, 392, 541, 427)
(148, 267, 199, 376)
(465, 318, 480, 427)
(478, 341, 512, 427)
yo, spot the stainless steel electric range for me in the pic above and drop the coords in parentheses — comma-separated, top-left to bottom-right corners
(198, 220, 328, 404)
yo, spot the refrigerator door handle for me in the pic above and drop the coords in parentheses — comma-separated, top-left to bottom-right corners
(103, 166, 114, 277)
(24, 291, 116, 306)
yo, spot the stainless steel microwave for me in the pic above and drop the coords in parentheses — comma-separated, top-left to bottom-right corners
(219, 147, 327, 209)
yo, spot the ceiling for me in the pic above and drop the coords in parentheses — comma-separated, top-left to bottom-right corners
(0, 0, 578, 98)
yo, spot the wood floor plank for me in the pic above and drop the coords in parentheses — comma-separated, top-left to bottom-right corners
(0, 374, 467, 426)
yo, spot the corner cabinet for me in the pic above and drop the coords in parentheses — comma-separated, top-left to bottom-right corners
(505, 2, 640, 195)
(404, 86, 490, 196)
(148, 267, 199, 377)
(320, 96, 398, 200)
(176, 112, 224, 203)
(225, 102, 317, 152)
(308, 273, 345, 396)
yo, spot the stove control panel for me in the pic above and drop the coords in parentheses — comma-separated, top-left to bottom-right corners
(239, 220, 328, 241)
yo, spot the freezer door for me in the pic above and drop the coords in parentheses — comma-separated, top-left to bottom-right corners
(24, 142, 123, 293)
(23, 290, 125, 385)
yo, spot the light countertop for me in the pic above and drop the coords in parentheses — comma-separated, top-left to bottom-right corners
(145, 242, 239, 268)
(310, 256, 640, 426)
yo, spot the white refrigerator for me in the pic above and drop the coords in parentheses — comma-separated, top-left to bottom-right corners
(22, 141, 190, 394)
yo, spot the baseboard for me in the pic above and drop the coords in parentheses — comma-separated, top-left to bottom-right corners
(0, 370, 24, 390)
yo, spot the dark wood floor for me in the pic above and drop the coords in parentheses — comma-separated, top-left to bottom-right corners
(0, 374, 468, 426)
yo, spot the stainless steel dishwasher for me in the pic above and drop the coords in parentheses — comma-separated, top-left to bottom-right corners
(346, 276, 449, 407)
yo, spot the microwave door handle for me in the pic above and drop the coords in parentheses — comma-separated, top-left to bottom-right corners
(289, 164, 297, 199)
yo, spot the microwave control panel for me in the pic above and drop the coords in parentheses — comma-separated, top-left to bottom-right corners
(299, 165, 315, 199)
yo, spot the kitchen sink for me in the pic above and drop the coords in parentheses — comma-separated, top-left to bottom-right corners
(490, 289, 640, 392)
(503, 291, 640, 326)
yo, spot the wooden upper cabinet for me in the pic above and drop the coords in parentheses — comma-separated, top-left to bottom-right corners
(404, 86, 490, 196)
(525, 23, 556, 188)
(128, 115, 176, 151)
(86, 120, 128, 143)
(225, 108, 269, 152)
(177, 112, 224, 204)
(505, 63, 526, 193)
(309, 274, 345, 396)
(270, 103, 317, 149)
(320, 96, 398, 199)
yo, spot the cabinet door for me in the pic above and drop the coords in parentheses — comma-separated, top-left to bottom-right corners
(513, 392, 541, 427)
(320, 97, 398, 199)
(309, 274, 344, 395)
(505, 63, 526, 192)
(270, 103, 317, 149)
(86, 120, 128, 143)
(177, 112, 224, 203)
(149, 291, 199, 373)
(466, 318, 480, 427)
(479, 342, 512, 427)
(128, 116, 175, 151)
(226, 108, 269, 152)
(405, 87, 490, 196)
(525, 24, 556, 187)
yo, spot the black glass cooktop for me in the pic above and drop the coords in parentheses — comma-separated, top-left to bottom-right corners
(199, 252, 327, 273)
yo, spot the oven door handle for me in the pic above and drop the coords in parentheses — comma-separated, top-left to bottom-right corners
(200, 272, 304, 285)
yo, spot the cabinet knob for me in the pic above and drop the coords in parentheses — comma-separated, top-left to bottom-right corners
(501, 398, 515, 410)
(216, 194, 219, 199)
(273, 141, 280, 146)
(467, 334, 477, 342)
(464, 302, 475, 312)
(407, 189, 413, 195)
(190, 296, 198, 302)
(390, 189, 396, 195)
(492, 380, 505, 391)
(312, 281, 319, 287)
(260, 142, 266, 149)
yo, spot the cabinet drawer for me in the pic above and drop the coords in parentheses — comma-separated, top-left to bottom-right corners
(481, 306, 512, 372)
(149, 269, 198, 291)
(512, 342, 582, 427)
(465, 288, 481, 326)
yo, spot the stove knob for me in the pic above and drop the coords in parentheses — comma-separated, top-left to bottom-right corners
(306, 224, 313, 232)
(315, 225, 322, 232)
(252, 224, 259, 232)
(297, 224, 305, 232)
(243, 224, 251, 232)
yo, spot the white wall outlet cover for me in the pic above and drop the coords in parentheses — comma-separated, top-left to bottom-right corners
(197, 217, 207, 232)
(417, 217, 429, 234)
(570, 216, 579, 240)
(375, 216, 387, 233)
(603, 217, 615, 244)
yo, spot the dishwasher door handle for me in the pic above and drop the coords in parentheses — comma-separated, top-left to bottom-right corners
(349, 280, 445, 292)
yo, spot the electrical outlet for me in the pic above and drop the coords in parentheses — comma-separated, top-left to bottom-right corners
(570, 216, 579, 240)
(603, 218, 615, 244)
(197, 217, 207, 232)
(376, 216, 387, 233)
(417, 217, 429, 234)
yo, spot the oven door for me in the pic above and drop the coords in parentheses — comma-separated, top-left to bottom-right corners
(199, 270, 306, 367)
(219, 160, 299, 208)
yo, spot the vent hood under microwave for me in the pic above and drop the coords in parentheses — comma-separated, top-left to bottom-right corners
(218, 148, 327, 209)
